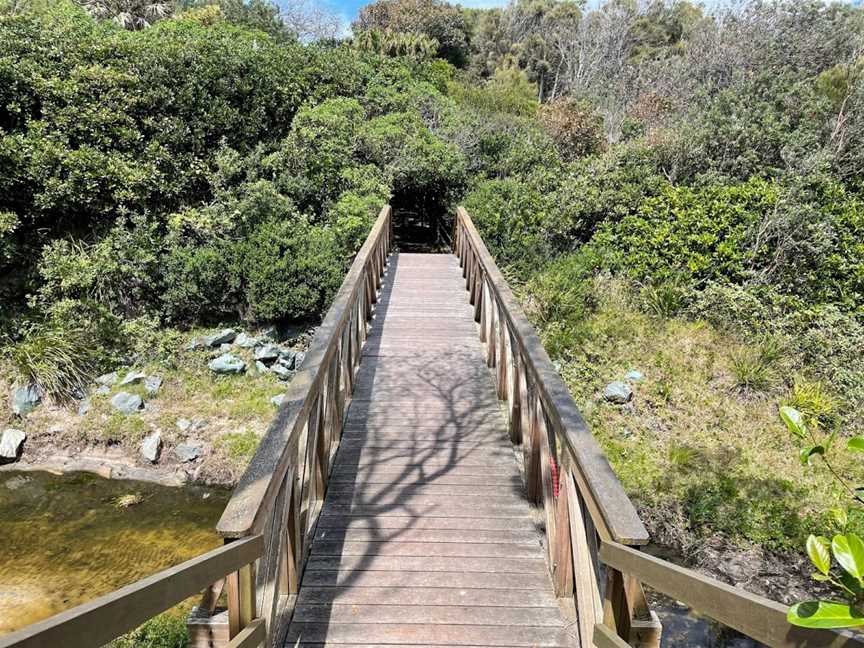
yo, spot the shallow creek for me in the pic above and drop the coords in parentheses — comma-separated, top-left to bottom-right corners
(0, 470, 229, 635)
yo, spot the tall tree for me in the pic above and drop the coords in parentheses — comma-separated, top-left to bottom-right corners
(354, 0, 470, 66)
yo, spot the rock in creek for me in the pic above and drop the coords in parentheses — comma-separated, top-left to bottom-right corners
(209, 353, 246, 374)
(175, 441, 202, 463)
(140, 431, 162, 463)
(111, 391, 144, 415)
(254, 344, 281, 362)
(144, 376, 162, 396)
(0, 428, 26, 463)
(203, 329, 236, 348)
(603, 381, 633, 405)
(11, 384, 41, 416)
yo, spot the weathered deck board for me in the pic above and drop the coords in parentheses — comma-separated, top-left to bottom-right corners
(284, 253, 578, 647)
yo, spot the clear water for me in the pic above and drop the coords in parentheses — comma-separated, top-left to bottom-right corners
(0, 470, 229, 634)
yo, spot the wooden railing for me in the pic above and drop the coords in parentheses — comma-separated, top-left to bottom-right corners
(455, 205, 864, 648)
(0, 536, 264, 648)
(211, 204, 393, 645)
(0, 205, 393, 648)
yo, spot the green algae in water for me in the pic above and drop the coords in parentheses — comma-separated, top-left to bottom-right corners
(0, 470, 229, 634)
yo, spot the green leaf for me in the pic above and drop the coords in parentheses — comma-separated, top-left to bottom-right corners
(780, 406, 808, 439)
(800, 445, 825, 466)
(849, 437, 864, 453)
(832, 534, 864, 581)
(788, 601, 864, 629)
(807, 535, 831, 575)
(831, 508, 848, 529)
(811, 573, 831, 582)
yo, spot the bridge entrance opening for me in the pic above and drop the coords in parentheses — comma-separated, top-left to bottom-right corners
(390, 192, 451, 251)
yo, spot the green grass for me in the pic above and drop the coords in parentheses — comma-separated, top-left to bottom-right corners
(108, 603, 190, 648)
(528, 276, 863, 553)
(216, 430, 260, 465)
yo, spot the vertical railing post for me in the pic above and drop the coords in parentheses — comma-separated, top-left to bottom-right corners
(226, 548, 256, 639)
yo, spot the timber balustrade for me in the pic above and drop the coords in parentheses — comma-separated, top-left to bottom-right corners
(455, 205, 864, 648)
(211, 204, 393, 646)
(0, 536, 264, 648)
(0, 206, 393, 648)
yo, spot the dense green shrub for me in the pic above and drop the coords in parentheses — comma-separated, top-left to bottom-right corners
(361, 110, 466, 218)
(595, 178, 778, 287)
(241, 218, 343, 321)
(462, 176, 552, 271)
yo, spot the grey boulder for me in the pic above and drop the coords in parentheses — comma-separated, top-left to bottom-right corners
(111, 391, 144, 415)
(625, 370, 644, 382)
(255, 360, 269, 373)
(95, 385, 111, 396)
(294, 352, 306, 369)
(140, 431, 162, 463)
(254, 344, 281, 362)
(175, 442, 202, 463)
(0, 428, 26, 462)
(271, 364, 292, 380)
(603, 382, 633, 405)
(144, 376, 162, 396)
(120, 370, 147, 386)
(260, 326, 278, 341)
(235, 332, 258, 348)
(12, 385, 41, 416)
(203, 329, 236, 348)
(96, 371, 119, 386)
(277, 349, 296, 369)
(78, 399, 91, 416)
(209, 353, 246, 374)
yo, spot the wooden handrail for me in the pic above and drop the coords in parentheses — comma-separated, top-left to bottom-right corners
(217, 205, 393, 538)
(212, 204, 393, 645)
(454, 206, 646, 545)
(0, 535, 264, 648)
(455, 205, 864, 648)
(600, 540, 864, 648)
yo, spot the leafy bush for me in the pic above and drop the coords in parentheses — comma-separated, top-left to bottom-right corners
(241, 218, 344, 322)
(595, 178, 778, 287)
(538, 98, 606, 162)
(462, 177, 551, 272)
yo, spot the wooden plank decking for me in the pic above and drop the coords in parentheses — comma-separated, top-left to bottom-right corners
(285, 253, 578, 647)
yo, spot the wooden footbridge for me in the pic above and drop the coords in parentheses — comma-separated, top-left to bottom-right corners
(3, 207, 862, 648)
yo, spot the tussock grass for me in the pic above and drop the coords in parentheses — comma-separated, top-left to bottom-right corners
(10, 326, 95, 402)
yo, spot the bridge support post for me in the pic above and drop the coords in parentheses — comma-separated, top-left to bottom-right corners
(603, 569, 662, 647)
